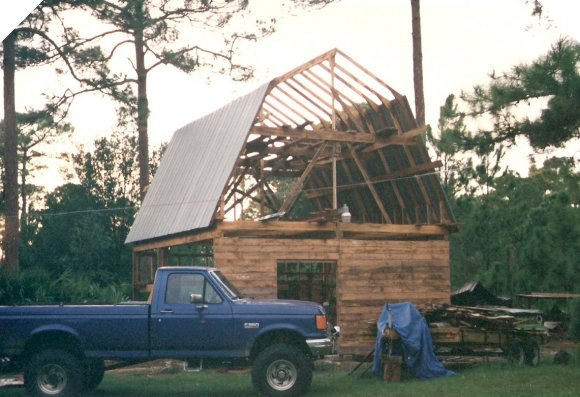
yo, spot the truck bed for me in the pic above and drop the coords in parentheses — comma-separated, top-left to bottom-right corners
(0, 304, 150, 359)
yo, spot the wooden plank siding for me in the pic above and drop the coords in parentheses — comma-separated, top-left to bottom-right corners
(213, 236, 450, 356)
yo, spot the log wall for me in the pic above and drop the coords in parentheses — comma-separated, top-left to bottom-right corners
(213, 236, 450, 355)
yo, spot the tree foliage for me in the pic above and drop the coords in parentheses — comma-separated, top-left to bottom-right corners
(15, 111, 73, 223)
(427, 95, 473, 196)
(450, 160, 580, 296)
(427, 94, 507, 197)
(76, 0, 277, 199)
(462, 38, 580, 148)
(20, 131, 160, 291)
(2, 0, 122, 277)
(432, 40, 580, 298)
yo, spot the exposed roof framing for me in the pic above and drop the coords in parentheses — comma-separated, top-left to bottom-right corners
(126, 49, 455, 245)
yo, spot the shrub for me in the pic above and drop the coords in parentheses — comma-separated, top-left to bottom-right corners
(0, 268, 130, 305)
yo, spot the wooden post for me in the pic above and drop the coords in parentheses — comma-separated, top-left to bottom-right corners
(383, 356, 402, 382)
(331, 53, 338, 211)
(332, 145, 337, 210)
(216, 194, 225, 221)
(260, 159, 265, 216)
(383, 324, 402, 382)
(132, 251, 139, 300)
(158, 247, 168, 267)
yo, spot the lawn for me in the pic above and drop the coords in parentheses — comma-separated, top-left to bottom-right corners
(2, 356, 580, 397)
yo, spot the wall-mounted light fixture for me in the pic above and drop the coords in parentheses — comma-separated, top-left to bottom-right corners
(339, 204, 351, 223)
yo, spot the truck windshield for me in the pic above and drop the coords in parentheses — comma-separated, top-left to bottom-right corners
(210, 271, 243, 300)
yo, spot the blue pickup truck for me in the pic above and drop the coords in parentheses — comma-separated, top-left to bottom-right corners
(0, 267, 332, 397)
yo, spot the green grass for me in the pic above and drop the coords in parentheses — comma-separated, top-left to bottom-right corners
(3, 360, 580, 397)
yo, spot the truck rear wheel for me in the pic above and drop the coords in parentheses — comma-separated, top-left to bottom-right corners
(83, 358, 105, 391)
(24, 349, 83, 397)
(252, 344, 313, 397)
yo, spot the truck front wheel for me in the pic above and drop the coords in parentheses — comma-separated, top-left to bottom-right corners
(252, 344, 313, 397)
(24, 349, 83, 397)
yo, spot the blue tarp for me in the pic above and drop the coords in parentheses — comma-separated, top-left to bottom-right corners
(373, 302, 455, 379)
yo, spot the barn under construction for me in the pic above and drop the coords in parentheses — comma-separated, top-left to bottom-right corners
(126, 49, 456, 355)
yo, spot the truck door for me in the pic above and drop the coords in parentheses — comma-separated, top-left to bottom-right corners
(150, 272, 233, 357)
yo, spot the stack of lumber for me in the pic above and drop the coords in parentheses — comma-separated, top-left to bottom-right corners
(421, 305, 537, 331)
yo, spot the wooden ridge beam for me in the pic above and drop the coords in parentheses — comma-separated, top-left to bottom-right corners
(251, 126, 417, 145)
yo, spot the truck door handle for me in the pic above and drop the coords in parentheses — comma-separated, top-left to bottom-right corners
(160, 309, 174, 314)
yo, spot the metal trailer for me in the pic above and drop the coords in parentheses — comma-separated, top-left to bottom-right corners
(428, 324, 545, 366)
(383, 305, 548, 367)
(349, 305, 547, 380)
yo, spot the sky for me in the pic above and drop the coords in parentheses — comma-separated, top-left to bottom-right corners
(1, 0, 579, 189)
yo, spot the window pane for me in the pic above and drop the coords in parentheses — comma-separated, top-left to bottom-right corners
(165, 273, 204, 305)
(276, 260, 337, 325)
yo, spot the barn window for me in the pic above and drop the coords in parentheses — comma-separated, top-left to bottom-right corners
(277, 261, 337, 325)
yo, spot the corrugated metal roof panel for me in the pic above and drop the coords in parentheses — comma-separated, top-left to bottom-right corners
(125, 82, 270, 244)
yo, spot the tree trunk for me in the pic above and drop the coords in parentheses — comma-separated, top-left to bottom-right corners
(411, 0, 425, 126)
(2, 32, 20, 277)
(134, 0, 150, 201)
(20, 149, 28, 228)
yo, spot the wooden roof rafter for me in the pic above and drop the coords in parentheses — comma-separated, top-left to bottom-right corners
(337, 49, 404, 99)
(271, 83, 328, 126)
(225, 181, 276, 217)
(278, 142, 329, 214)
(330, 89, 368, 133)
(333, 62, 384, 104)
(347, 143, 392, 223)
(336, 154, 371, 221)
(248, 165, 282, 211)
(224, 165, 250, 204)
(319, 63, 375, 112)
(263, 94, 306, 127)
(286, 74, 334, 114)
(375, 148, 409, 223)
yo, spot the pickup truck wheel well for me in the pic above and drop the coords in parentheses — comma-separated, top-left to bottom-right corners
(250, 331, 310, 361)
(23, 332, 84, 362)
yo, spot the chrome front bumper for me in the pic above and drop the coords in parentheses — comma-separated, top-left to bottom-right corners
(306, 338, 334, 357)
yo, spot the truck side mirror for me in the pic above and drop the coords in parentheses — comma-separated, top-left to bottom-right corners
(190, 293, 204, 304)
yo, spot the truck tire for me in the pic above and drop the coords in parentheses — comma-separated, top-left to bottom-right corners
(524, 340, 540, 367)
(83, 358, 105, 391)
(509, 339, 525, 366)
(252, 344, 313, 397)
(24, 349, 83, 397)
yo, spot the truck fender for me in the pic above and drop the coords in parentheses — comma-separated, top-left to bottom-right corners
(30, 324, 81, 339)
(248, 324, 309, 359)
(24, 325, 83, 359)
